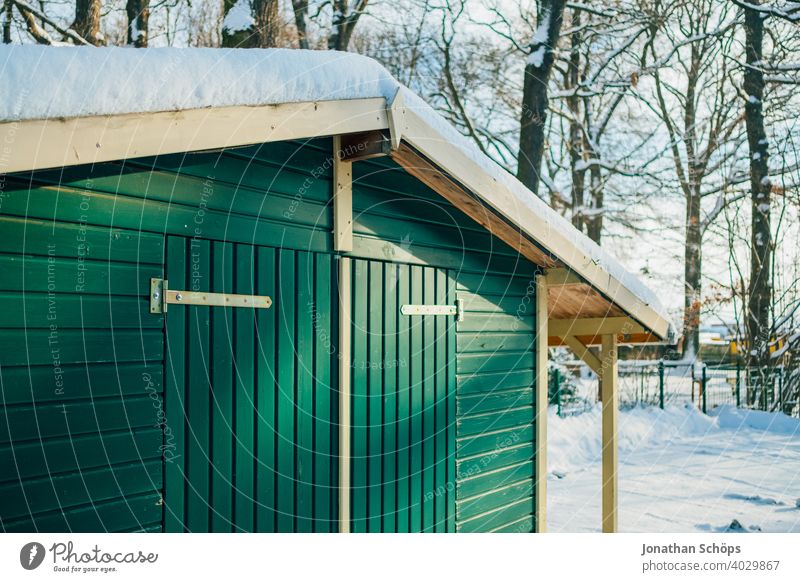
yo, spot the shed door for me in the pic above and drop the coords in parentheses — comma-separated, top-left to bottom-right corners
(163, 236, 338, 532)
(349, 259, 457, 533)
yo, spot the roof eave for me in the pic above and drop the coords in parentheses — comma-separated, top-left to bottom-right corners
(0, 96, 673, 342)
(392, 102, 673, 343)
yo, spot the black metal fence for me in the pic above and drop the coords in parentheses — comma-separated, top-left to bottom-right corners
(550, 360, 800, 418)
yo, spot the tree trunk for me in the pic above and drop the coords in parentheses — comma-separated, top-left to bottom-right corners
(292, 0, 309, 49)
(682, 45, 703, 362)
(328, 0, 369, 51)
(222, 0, 279, 48)
(126, 0, 150, 47)
(517, 0, 566, 196)
(3, 0, 12, 44)
(252, 0, 279, 47)
(19, 3, 53, 44)
(742, 0, 772, 372)
(567, 8, 585, 231)
(586, 146, 603, 243)
(73, 0, 104, 45)
(684, 183, 702, 361)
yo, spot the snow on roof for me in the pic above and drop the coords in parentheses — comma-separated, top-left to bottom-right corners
(0, 45, 673, 334)
(0, 46, 398, 120)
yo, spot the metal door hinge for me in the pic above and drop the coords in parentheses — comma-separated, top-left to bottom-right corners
(149, 278, 272, 314)
(400, 298, 464, 322)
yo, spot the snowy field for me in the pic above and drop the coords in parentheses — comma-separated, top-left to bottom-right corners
(548, 404, 800, 532)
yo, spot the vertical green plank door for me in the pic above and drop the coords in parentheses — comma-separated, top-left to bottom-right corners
(164, 238, 337, 532)
(350, 258, 456, 532)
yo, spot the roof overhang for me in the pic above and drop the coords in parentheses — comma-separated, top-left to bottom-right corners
(0, 95, 674, 345)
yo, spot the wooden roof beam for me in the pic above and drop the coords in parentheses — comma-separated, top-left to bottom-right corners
(338, 129, 391, 162)
(543, 268, 582, 287)
(549, 317, 646, 338)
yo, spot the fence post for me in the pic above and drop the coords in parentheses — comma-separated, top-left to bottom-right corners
(658, 360, 665, 410)
(735, 360, 741, 408)
(701, 365, 708, 414)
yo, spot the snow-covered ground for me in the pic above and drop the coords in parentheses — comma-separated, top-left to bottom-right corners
(548, 404, 800, 532)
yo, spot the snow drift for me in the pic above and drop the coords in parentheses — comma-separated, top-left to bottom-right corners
(709, 404, 800, 435)
(549, 404, 800, 477)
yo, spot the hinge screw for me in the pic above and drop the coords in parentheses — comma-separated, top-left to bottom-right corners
(176, 293, 183, 301)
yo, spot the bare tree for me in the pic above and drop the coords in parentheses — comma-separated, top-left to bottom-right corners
(221, 0, 281, 48)
(126, 0, 150, 47)
(3, 0, 11, 43)
(739, 0, 772, 375)
(552, 2, 655, 243)
(291, 0, 309, 48)
(328, 0, 369, 50)
(646, 0, 742, 360)
(7, 0, 90, 45)
(19, 3, 54, 44)
(73, 0, 105, 45)
(517, 0, 566, 196)
(564, 6, 585, 230)
(356, 0, 435, 86)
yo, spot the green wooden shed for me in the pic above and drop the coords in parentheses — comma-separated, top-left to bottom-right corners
(0, 47, 674, 534)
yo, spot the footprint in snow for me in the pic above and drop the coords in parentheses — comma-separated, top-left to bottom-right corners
(726, 519, 762, 532)
(698, 519, 762, 532)
(724, 493, 784, 506)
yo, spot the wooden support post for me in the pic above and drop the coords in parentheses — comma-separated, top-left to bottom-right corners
(600, 333, 619, 533)
(333, 135, 353, 252)
(337, 256, 352, 532)
(535, 274, 548, 532)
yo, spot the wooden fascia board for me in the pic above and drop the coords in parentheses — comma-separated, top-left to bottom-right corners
(396, 104, 670, 341)
(0, 97, 389, 174)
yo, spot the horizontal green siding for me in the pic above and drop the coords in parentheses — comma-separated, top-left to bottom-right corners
(352, 156, 525, 275)
(0, 215, 165, 532)
(454, 275, 536, 533)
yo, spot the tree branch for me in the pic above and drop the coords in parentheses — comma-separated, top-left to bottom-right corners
(12, 0, 91, 45)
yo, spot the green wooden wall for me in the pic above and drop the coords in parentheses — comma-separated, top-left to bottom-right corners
(0, 210, 165, 532)
(352, 157, 538, 533)
(349, 259, 457, 533)
(455, 273, 536, 533)
(0, 138, 537, 533)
